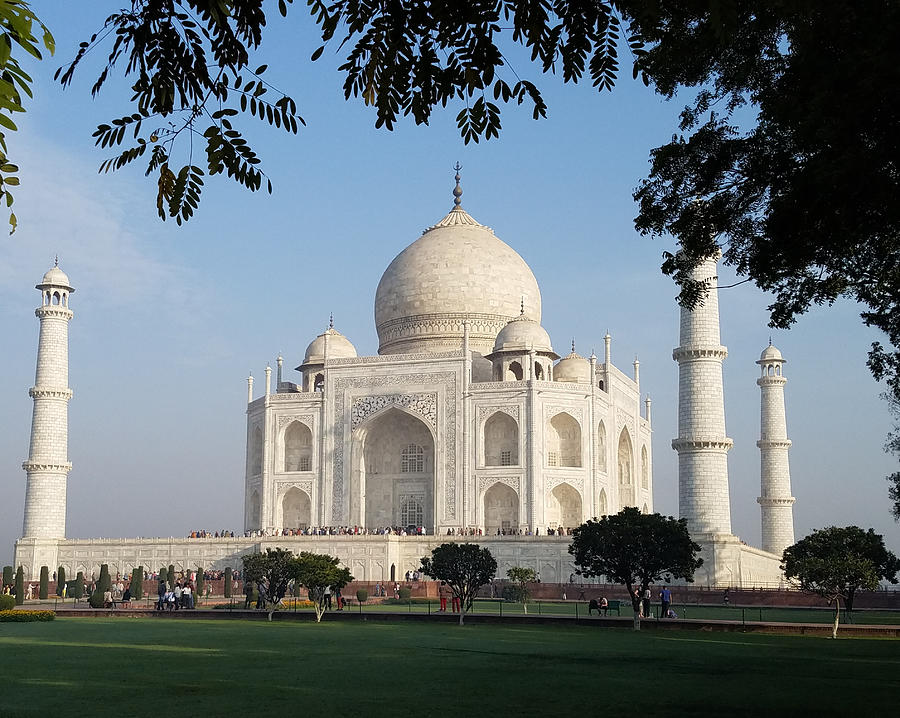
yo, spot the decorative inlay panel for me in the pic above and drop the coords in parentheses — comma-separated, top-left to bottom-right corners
(544, 405, 584, 422)
(351, 393, 437, 429)
(477, 405, 520, 424)
(277, 414, 315, 430)
(276, 480, 313, 497)
(332, 372, 457, 523)
(545, 476, 585, 495)
(476, 475, 520, 496)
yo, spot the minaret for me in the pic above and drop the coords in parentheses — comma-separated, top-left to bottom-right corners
(22, 262, 74, 540)
(672, 253, 733, 537)
(756, 342, 795, 555)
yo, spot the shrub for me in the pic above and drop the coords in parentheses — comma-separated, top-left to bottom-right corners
(356, 589, 368, 604)
(0, 610, 55, 622)
(131, 566, 143, 600)
(39, 566, 49, 600)
(2, 566, 12, 587)
(98, 564, 111, 595)
(224, 567, 232, 598)
(0, 595, 15, 610)
(159, 567, 167, 586)
(381, 597, 431, 605)
(196, 567, 204, 601)
(88, 591, 105, 609)
(57, 566, 66, 596)
(398, 587, 412, 600)
(167, 564, 175, 590)
(15, 567, 24, 606)
(74, 572, 84, 599)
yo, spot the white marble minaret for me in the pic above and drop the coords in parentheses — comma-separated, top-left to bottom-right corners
(756, 343, 795, 555)
(672, 253, 734, 537)
(17, 264, 74, 578)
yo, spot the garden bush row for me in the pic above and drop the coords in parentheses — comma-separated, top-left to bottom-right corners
(0, 610, 55, 622)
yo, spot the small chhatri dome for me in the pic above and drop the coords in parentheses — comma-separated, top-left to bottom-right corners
(759, 342, 784, 362)
(301, 324, 357, 366)
(375, 169, 542, 355)
(37, 261, 73, 291)
(554, 342, 591, 383)
(491, 313, 555, 355)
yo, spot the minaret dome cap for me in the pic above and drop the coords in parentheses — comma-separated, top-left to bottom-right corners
(758, 344, 784, 362)
(37, 265, 73, 291)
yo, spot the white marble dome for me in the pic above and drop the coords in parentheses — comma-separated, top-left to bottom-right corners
(38, 265, 72, 289)
(302, 327, 357, 366)
(375, 205, 542, 355)
(492, 315, 553, 354)
(759, 343, 783, 362)
(554, 350, 591, 383)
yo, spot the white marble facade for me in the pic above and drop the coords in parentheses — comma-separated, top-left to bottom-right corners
(245, 190, 652, 536)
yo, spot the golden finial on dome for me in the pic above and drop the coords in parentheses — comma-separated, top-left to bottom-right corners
(452, 162, 463, 208)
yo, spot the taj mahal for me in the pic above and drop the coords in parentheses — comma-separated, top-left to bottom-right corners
(13, 173, 795, 587)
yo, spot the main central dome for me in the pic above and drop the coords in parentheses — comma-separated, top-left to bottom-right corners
(375, 198, 542, 356)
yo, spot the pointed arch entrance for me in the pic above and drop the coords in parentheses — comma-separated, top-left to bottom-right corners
(548, 483, 582, 530)
(350, 407, 435, 530)
(280, 487, 311, 529)
(482, 482, 519, 534)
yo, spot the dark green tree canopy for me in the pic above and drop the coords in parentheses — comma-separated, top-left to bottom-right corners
(569, 507, 702, 614)
(241, 547, 297, 614)
(782, 526, 899, 613)
(293, 551, 353, 622)
(421, 542, 497, 624)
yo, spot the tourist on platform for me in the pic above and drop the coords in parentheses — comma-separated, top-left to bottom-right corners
(642, 587, 652, 618)
(103, 588, 113, 608)
(588, 598, 600, 615)
(244, 581, 253, 609)
(335, 587, 343, 611)
(324, 585, 332, 610)
(166, 590, 176, 610)
(121, 585, 132, 605)
(374, 581, 383, 597)
(25, 583, 34, 601)
(256, 583, 267, 609)
(157, 580, 166, 610)
(451, 592, 461, 613)
(182, 582, 193, 609)
(439, 582, 450, 612)
(174, 583, 183, 610)
(659, 587, 672, 619)
(634, 589, 643, 617)
(600, 597, 609, 615)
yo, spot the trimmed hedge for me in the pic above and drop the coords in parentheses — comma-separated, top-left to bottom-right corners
(167, 564, 175, 590)
(381, 597, 432, 605)
(224, 567, 232, 598)
(0, 610, 55, 622)
(0, 595, 15, 610)
(39, 566, 49, 600)
(130, 567, 143, 600)
(15, 567, 24, 606)
(159, 567, 167, 586)
(2, 566, 12, 588)
(98, 564, 110, 594)
(196, 567, 204, 601)
(398, 587, 412, 600)
(74, 572, 84, 599)
(57, 566, 66, 596)
(356, 589, 368, 603)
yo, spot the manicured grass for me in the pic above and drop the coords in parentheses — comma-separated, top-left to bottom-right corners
(0, 618, 897, 716)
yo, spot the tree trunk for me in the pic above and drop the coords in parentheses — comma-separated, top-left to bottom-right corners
(315, 601, 325, 623)
(633, 610, 641, 631)
(523, 601, 527, 615)
(832, 596, 840, 639)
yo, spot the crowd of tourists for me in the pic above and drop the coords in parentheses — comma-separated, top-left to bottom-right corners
(187, 530, 236, 538)
(155, 577, 198, 611)
(245, 525, 431, 537)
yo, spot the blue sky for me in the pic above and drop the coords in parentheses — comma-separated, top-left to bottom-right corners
(1, 3, 897, 564)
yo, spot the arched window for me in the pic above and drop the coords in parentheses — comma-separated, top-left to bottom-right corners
(283, 421, 313, 472)
(507, 361, 523, 381)
(641, 445, 649, 489)
(401, 444, 424, 473)
(399, 497, 424, 526)
(250, 426, 263, 476)
(52, 292, 60, 305)
(618, 428, 634, 507)
(314, 373, 325, 391)
(597, 421, 607, 472)
(642, 503, 649, 514)
(484, 412, 519, 466)
(549, 483, 583, 529)
(598, 488, 608, 516)
(483, 483, 518, 533)
(547, 413, 582, 467)
(535, 363, 544, 380)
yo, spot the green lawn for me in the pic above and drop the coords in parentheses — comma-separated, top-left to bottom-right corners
(0, 617, 897, 716)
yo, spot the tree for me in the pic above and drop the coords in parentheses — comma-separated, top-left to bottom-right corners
(420, 543, 497, 625)
(2, 565, 11, 588)
(0, 1, 54, 233)
(98, 564, 111, 594)
(158, 566, 167, 587)
(223, 566, 233, 599)
(889, 473, 900, 523)
(130, 566, 143, 600)
(38, 565, 48, 599)
(14, 566, 24, 605)
(167, 564, 175, 590)
(242, 547, 298, 621)
(506, 566, 536, 614)
(782, 526, 900, 638)
(195, 566, 204, 604)
(569, 507, 702, 630)
(293, 551, 353, 623)
(74, 571, 84, 599)
(56, 566, 65, 597)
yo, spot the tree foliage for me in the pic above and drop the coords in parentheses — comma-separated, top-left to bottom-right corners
(782, 526, 899, 638)
(59, 0, 303, 225)
(506, 566, 535, 613)
(38, 565, 48, 600)
(569, 507, 702, 628)
(56, 566, 65, 596)
(241, 547, 297, 621)
(293, 551, 353, 623)
(0, 0, 53, 233)
(14, 566, 24, 605)
(420, 542, 497, 625)
(631, 1, 900, 408)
